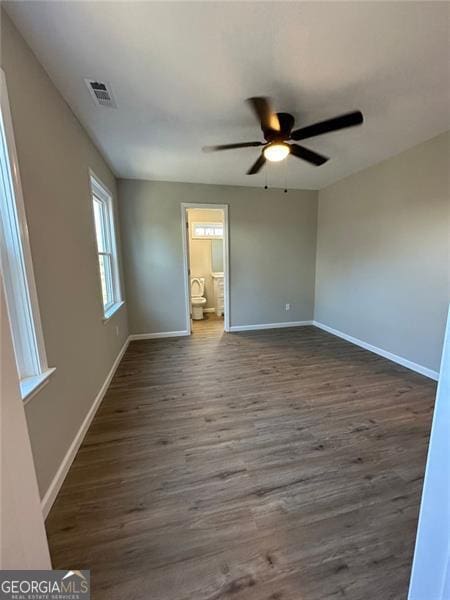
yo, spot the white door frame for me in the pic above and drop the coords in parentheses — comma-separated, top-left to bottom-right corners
(0, 275, 51, 568)
(408, 305, 450, 600)
(181, 203, 230, 334)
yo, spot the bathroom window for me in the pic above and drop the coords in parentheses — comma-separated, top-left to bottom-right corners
(192, 222, 223, 239)
(90, 172, 123, 319)
(0, 70, 54, 401)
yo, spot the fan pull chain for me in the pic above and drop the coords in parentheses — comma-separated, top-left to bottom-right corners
(284, 156, 288, 193)
(264, 168, 268, 190)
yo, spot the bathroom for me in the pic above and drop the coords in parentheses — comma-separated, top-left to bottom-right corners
(187, 208, 225, 332)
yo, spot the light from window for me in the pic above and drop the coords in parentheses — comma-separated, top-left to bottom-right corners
(0, 70, 53, 400)
(192, 222, 223, 239)
(90, 174, 122, 318)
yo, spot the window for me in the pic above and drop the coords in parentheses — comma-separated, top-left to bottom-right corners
(0, 70, 54, 401)
(192, 222, 223, 239)
(90, 173, 123, 319)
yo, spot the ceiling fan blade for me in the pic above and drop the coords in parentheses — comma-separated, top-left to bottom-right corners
(247, 153, 266, 175)
(203, 141, 264, 152)
(247, 97, 280, 132)
(290, 111, 363, 141)
(289, 144, 329, 166)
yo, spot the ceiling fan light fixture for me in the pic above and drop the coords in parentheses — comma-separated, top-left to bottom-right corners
(263, 142, 290, 162)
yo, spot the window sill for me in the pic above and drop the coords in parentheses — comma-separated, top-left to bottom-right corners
(21, 368, 56, 405)
(103, 301, 125, 323)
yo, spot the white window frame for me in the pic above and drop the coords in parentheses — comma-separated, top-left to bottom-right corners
(89, 171, 123, 321)
(0, 70, 54, 402)
(191, 221, 224, 239)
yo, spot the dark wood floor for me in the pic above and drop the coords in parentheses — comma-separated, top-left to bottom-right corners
(46, 325, 436, 600)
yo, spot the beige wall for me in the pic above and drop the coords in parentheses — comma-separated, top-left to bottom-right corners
(1, 12, 129, 497)
(315, 131, 450, 372)
(118, 180, 318, 333)
(188, 208, 224, 309)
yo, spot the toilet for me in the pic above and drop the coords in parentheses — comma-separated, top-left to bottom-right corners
(191, 277, 207, 320)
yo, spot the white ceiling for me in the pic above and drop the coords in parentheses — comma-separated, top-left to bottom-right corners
(5, 1, 450, 190)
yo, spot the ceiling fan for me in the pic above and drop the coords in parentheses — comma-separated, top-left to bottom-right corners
(203, 97, 363, 175)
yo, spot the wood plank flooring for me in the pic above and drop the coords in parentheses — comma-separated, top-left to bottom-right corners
(46, 325, 436, 600)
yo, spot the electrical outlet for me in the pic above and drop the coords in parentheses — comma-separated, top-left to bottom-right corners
(115, 325, 119, 336)
(285, 303, 291, 311)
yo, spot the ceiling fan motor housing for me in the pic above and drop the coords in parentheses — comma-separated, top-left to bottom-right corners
(264, 112, 295, 141)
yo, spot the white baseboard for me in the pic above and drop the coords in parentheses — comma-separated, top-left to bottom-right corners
(203, 308, 216, 314)
(313, 321, 439, 381)
(41, 337, 130, 518)
(229, 320, 313, 332)
(129, 330, 189, 340)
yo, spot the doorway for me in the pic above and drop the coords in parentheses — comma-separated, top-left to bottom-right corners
(181, 203, 229, 335)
